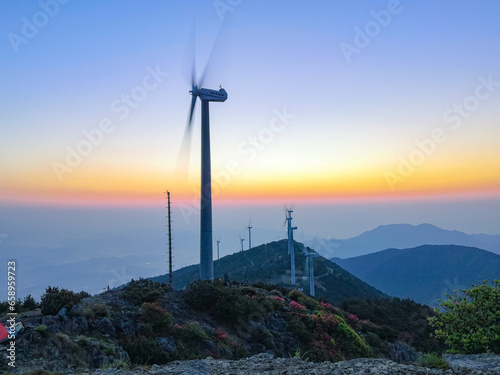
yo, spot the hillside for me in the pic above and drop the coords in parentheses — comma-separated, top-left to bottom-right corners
(333, 245, 500, 306)
(151, 239, 386, 305)
(306, 223, 500, 259)
(2, 279, 443, 373)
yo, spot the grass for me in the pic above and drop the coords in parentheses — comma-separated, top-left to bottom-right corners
(416, 353, 449, 369)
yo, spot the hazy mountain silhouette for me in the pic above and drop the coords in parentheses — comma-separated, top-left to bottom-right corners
(332, 244, 500, 307)
(306, 223, 500, 259)
(151, 239, 386, 305)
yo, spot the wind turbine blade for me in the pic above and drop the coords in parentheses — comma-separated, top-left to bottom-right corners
(188, 94, 197, 127)
(198, 18, 232, 88)
(181, 21, 198, 87)
(175, 96, 197, 178)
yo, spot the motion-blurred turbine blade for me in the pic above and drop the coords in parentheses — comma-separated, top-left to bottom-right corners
(188, 93, 197, 126)
(181, 21, 198, 87)
(198, 18, 232, 88)
(175, 96, 197, 177)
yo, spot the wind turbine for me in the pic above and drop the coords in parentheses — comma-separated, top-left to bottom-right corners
(178, 27, 228, 281)
(285, 209, 297, 285)
(305, 250, 319, 297)
(248, 222, 252, 250)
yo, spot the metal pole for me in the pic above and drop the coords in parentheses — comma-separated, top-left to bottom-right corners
(200, 100, 213, 280)
(167, 191, 173, 286)
(288, 211, 297, 285)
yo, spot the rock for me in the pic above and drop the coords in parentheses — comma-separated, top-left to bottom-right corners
(72, 315, 89, 331)
(119, 319, 135, 335)
(97, 317, 116, 336)
(156, 336, 176, 354)
(390, 340, 419, 363)
(70, 303, 83, 316)
(444, 353, 500, 373)
(57, 307, 67, 319)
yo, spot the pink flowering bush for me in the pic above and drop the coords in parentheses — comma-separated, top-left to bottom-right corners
(290, 300, 306, 311)
(214, 327, 229, 340)
(286, 295, 372, 362)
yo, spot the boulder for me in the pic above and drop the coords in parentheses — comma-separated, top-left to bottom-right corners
(389, 340, 419, 363)
(97, 317, 115, 336)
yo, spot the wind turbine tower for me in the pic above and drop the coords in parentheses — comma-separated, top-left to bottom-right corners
(305, 251, 319, 296)
(286, 210, 298, 285)
(248, 225, 252, 250)
(217, 240, 221, 261)
(178, 41, 228, 280)
(240, 238, 245, 252)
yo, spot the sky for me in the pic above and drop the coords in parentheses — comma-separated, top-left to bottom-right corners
(1, 0, 500, 252)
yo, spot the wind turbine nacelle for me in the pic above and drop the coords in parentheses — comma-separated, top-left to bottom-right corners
(199, 88, 228, 102)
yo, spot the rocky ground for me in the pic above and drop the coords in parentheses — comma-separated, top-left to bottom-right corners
(83, 353, 500, 375)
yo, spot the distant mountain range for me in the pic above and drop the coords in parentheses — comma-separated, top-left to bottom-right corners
(332, 244, 500, 307)
(151, 239, 386, 305)
(3, 221, 499, 302)
(306, 223, 500, 259)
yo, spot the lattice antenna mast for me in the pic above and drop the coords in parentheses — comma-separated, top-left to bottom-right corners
(286, 210, 297, 285)
(165, 190, 173, 286)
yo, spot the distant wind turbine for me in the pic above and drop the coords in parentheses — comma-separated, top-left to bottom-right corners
(286, 209, 298, 285)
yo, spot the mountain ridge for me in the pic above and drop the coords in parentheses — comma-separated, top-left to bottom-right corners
(332, 244, 500, 306)
(151, 239, 386, 305)
(307, 223, 500, 259)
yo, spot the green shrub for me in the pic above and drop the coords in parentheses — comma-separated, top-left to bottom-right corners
(82, 303, 110, 319)
(416, 353, 449, 369)
(184, 280, 267, 324)
(34, 324, 49, 338)
(288, 289, 321, 311)
(174, 321, 209, 342)
(53, 332, 80, 353)
(21, 294, 39, 311)
(336, 316, 372, 358)
(40, 287, 90, 315)
(123, 278, 170, 305)
(428, 280, 500, 354)
(341, 297, 442, 354)
(76, 335, 91, 348)
(101, 354, 130, 370)
(121, 334, 168, 365)
(0, 300, 9, 314)
(140, 302, 173, 334)
(251, 282, 291, 296)
(286, 303, 372, 362)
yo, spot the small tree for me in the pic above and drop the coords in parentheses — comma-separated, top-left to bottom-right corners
(428, 280, 500, 354)
(40, 286, 91, 315)
(22, 294, 39, 311)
